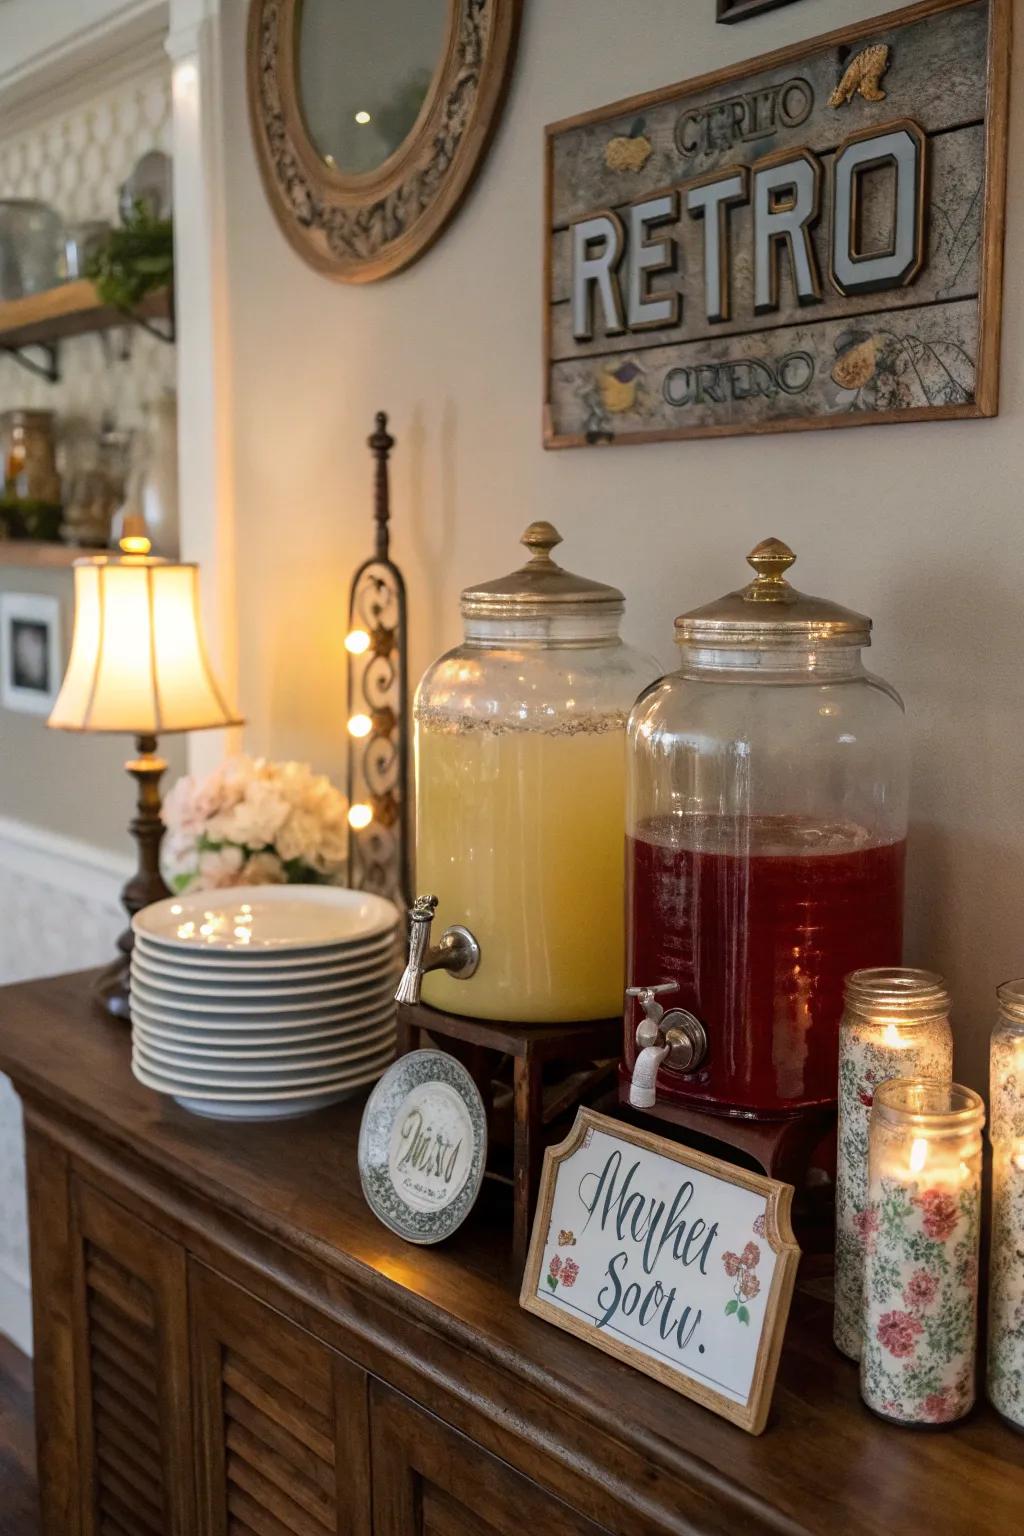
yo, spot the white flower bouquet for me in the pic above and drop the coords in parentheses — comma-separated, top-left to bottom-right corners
(161, 756, 348, 893)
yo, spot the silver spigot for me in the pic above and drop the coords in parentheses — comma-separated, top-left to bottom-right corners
(395, 894, 481, 1006)
(626, 982, 707, 1109)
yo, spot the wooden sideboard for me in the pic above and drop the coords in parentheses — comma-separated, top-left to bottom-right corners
(0, 971, 1020, 1536)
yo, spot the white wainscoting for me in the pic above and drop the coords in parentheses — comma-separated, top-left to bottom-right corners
(0, 817, 128, 1354)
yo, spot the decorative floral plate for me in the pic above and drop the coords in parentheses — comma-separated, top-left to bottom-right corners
(358, 1050, 487, 1245)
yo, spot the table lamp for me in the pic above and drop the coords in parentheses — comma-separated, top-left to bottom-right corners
(48, 554, 241, 1018)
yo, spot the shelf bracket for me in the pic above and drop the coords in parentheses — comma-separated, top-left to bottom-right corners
(2, 342, 60, 384)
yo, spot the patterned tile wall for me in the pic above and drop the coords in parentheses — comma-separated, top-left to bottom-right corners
(0, 62, 176, 428)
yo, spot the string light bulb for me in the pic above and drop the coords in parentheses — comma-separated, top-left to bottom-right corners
(344, 628, 371, 655)
(348, 802, 373, 830)
(348, 713, 372, 739)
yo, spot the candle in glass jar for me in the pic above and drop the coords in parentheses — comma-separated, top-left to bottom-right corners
(834, 970, 953, 1361)
(860, 1079, 984, 1426)
(988, 981, 1024, 1431)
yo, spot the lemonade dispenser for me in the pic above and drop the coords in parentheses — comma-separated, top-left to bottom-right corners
(407, 522, 658, 1024)
(623, 538, 909, 1121)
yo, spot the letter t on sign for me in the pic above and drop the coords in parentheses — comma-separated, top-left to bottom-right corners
(687, 168, 749, 324)
(571, 212, 626, 341)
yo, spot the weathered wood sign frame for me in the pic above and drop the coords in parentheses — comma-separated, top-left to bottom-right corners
(543, 0, 1010, 447)
(718, 0, 806, 23)
(520, 1108, 800, 1435)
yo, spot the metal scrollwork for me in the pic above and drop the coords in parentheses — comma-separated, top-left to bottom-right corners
(346, 413, 410, 909)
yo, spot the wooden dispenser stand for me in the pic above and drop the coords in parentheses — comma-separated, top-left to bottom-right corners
(397, 1001, 621, 1267)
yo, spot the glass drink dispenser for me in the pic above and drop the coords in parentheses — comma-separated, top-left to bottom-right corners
(410, 522, 658, 1024)
(624, 538, 908, 1119)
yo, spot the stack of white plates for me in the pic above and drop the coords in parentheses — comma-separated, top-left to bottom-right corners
(128, 885, 401, 1120)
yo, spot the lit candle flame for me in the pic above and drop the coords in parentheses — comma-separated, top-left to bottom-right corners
(909, 1137, 928, 1175)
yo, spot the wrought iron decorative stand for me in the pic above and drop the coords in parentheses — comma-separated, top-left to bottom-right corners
(345, 412, 410, 910)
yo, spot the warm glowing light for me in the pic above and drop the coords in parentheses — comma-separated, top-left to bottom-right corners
(883, 1023, 906, 1048)
(909, 1137, 928, 1175)
(48, 556, 240, 735)
(345, 628, 371, 655)
(348, 802, 373, 830)
(348, 713, 373, 739)
(119, 534, 152, 555)
(354, 110, 371, 124)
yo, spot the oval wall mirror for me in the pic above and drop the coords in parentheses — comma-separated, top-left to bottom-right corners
(248, 0, 522, 284)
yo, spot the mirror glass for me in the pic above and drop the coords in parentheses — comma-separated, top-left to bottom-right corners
(297, 0, 449, 176)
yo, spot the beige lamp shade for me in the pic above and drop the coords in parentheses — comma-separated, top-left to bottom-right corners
(49, 556, 241, 734)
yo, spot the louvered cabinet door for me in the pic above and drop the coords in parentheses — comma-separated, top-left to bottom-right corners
(190, 1262, 371, 1536)
(370, 1384, 613, 1536)
(69, 1178, 195, 1536)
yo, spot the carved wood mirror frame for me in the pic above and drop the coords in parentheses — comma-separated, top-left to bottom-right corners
(247, 0, 522, 283)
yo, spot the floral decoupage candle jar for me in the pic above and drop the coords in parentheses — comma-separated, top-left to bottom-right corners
(860, 1079, 984, 1426)
(834, 969, 953, 1360)
(988, 981, 1024, 1431)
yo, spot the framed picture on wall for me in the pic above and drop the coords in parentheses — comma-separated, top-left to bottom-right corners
(717, 0, 804, 21)
(0, 593, 61, 715)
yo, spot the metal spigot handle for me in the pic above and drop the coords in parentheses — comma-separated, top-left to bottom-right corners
(395, 894, 481, 1007)
(626, 981, 678, 1044)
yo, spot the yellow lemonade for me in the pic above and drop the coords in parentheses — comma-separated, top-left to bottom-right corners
(416, 719, 628, 1022)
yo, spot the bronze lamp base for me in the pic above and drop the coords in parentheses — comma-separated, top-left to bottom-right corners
(96, 733, 171, 1021)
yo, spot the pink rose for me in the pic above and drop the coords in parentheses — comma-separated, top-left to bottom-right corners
(561, 1258, 579, 1289)
(854, 1208, 879, 1251)
(918, 1189, 959, 1242)
(740, 1271, 761, 1300)
(902, 1269, 938, 1311)
(722, 1251, 741, 1277)
(741, 1241, 761, 1270)
(876, 1310, 924, 1359)
(922, 1390, 957, 1423)
(548, 1254, 562, 1278)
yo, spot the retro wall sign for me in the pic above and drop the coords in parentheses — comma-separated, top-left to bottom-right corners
(521, 1109, 800, 1435)
(544, 0, 1009, 447)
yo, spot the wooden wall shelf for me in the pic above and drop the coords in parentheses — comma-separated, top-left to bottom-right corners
(0, 279, 172, 351)
(0, 540, 91, 569)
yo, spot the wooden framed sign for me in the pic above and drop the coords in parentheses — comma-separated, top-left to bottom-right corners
(520, 1109, 800, 1435)
(544, 0, 1010, 447)
(718, 0, 805, 22)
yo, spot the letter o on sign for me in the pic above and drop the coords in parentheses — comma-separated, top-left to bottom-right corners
(778, 78, 813, 129)
(776, 351, 815, 395)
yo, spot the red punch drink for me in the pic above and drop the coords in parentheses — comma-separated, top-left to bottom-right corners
(626, 815, 906, 1117)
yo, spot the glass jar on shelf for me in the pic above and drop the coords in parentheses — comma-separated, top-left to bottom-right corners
(412, 521, 659, 1024)
(624, 537, 909, 1121)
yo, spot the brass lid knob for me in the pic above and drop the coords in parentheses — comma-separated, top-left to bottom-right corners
(521, 521, 563, 564)
(742, 538, 798, 604)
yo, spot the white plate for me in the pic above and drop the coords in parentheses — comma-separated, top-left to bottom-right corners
(133, 885, 399, 953)
(130, 994, 395, 1034)
(134, 926, 398, 972)
(130, 956, 398, 1001)
(172, 1088, 362, 1121)
(129, 975, 396, 1017)
(132, 1047, 394, 1097)
(135, 1032, 393, 1081)
(135, 1013, 393, 1062)
(131, 944, 397, 987)
(131, 1008, 396, 1051)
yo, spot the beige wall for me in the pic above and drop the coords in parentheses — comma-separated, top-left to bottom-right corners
(213, 0, 1024, 1095)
